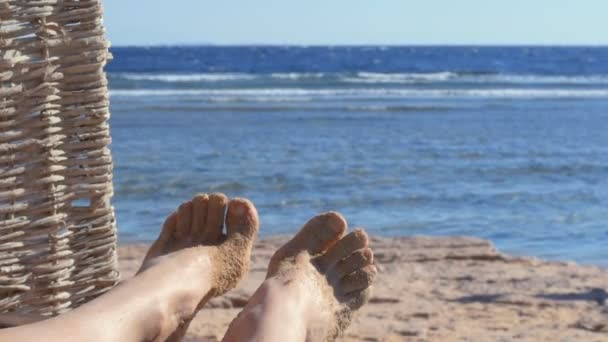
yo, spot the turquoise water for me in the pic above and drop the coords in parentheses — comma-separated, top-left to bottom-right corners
(107, 46, 608, 265)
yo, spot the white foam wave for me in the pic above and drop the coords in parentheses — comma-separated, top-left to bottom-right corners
(350, 72, 457, 83)
(109, 88, 608, 99)
(114, 72, 329, 82)
(269, 72, 326, 80)
(467, 74, 608, 85)
(115, 73, 256, 82)
(348, 72, 608, 85)
(111, 72, 608, 85)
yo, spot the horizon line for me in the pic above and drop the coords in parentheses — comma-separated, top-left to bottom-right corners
(108, 43, 608, 48)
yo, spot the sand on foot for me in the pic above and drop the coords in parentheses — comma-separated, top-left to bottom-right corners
(119, 236, 608, 341)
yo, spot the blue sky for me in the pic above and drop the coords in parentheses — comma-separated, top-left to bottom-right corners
(104, 0, 608, 46)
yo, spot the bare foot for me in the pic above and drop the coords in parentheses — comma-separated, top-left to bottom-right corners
(140, 193, 258, 293)
(223, 212, 376, 342)
(139, 193, 259, 340)
(0, 193, 259, 342)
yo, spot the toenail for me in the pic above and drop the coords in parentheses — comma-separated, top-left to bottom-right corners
(229, 201, 247, 216)
(353, 229, 368, 241)
(194, 193, 209, 201)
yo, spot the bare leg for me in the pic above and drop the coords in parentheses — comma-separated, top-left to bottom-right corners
(223, 212, 377, 342)
(0, 193, 259, 342)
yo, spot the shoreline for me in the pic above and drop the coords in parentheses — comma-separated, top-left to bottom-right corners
(117, 235, 608, 269)
(118, 235, 608, 341)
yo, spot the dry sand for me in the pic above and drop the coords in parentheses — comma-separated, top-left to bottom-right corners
(119, 236, 608, 341)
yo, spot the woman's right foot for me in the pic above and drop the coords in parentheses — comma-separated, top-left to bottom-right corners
(136, 193, 259, 341)
(223, 212, 377, 342)
(0, 193, 260, 342)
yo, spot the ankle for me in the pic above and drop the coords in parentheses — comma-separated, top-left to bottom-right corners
(265, 271, 337, 339)
(224, 277, 310, 342)
(120, 259, 212, 340)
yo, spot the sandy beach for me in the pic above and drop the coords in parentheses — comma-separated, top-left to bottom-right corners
(3, 2, 608, 340)
(118, 236, 608, 341)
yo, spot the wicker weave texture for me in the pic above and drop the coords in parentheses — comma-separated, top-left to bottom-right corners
(0, 0, 119, 315)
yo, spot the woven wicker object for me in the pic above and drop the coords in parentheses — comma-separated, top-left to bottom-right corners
(0, 0, 119, 316)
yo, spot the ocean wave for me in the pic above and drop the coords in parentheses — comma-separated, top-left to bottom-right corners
(269, 72, 326, 80)
(140, 104, 457, 113)
(345, 105, 454, 112)
(111, 72, 327, 82)
(348, 71, 457, 83)
(113, 73, 256, 82)
(348, 72, 608, 85)
(109, 71, 608, 85)
(467, 74, 608, 85)
(109, 88, 608, 99)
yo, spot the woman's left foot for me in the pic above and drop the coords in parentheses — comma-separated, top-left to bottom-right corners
(223, 212, 376, 342)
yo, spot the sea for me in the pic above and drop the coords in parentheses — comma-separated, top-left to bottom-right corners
(106, 46, 608, 265)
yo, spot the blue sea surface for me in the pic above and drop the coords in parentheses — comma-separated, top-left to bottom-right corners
(106, 46, 608, 265)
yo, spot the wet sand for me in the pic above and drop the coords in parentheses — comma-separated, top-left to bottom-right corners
(119, 236, 608, 341)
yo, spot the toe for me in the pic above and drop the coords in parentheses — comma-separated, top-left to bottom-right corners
(317, 229, 369, 270)
(144, 212, 178, 260)
(331, 247, 374, 278)
(191, 194, 209, 243)
(160, 212, 178, 242)
(342, 287, 372, 310)
(339, 265, 377, 295)
(290, 212, 347, 255)
(202, 193, 228, 243)
(175, 201, 193, 242)
(225, 198, 259, 240)
(215, 198, 259, 295)
(267, 212, 346, 277)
